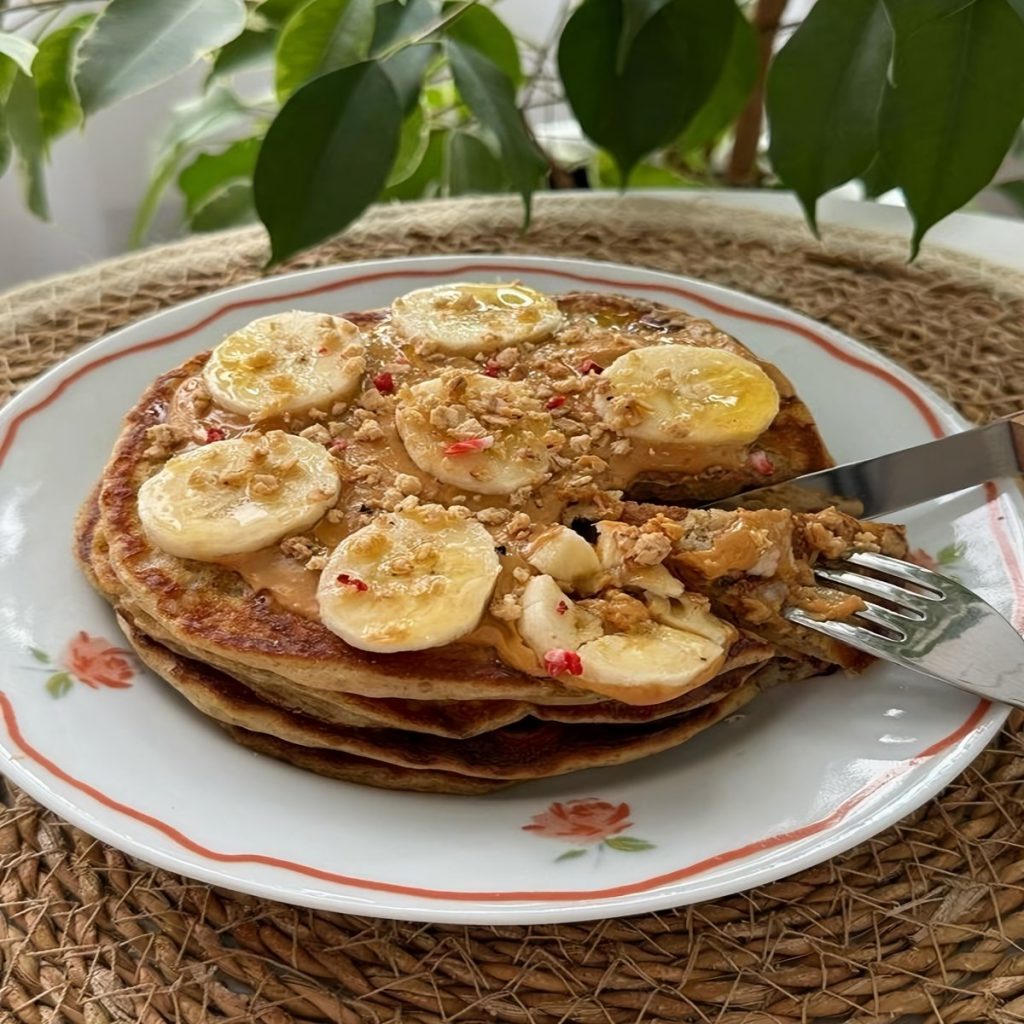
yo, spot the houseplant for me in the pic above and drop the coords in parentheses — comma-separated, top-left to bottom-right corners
(1, 0, 1022, 263)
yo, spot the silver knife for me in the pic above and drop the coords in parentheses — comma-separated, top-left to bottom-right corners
(706, 413, 1024, 519)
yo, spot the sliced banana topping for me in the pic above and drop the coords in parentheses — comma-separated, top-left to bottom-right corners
(574, 625, 726, 706)
(594, 521, 684, 597)
(519, 575, 602, 656)
(203, 311, 365, 420)
(390, 282, 563, 354)
(596, 345, 780, 445)
(516, 571, 732, 705)
(394, 371, 556, 495)
(317, 505, 501, 653)
(524, 525, 602, 585)
(137, 431, 340, 560)
(647, 593, 738, 648)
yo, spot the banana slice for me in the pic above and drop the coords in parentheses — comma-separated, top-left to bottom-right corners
(575, 625, 726, 705)
(516, 575, 729, 705)
(394, 371, 555, 495)
(138, 431, 340, 560)
(203, 311, 365, 420)
(596, 345, 780, 445)
(317, 505, 501, 653)
(524, 525, 602, 585)
(519, 575, 602, 656)
(647, 594, 737, 648)
(390, 282, 563, 355)
(593, 521, 684, 597)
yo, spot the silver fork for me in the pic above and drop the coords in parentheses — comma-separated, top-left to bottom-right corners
(785, 552, 1024, 707)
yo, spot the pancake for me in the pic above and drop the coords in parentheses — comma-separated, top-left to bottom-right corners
(80, 490, 777, 737)
(119, 613, 765, 783)
(76, 284, 906, 791)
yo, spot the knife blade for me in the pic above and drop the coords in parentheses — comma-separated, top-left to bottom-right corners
(704, 413, 1024, 519)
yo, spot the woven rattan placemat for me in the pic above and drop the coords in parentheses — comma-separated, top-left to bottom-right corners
(3, 194, 1024, 1024)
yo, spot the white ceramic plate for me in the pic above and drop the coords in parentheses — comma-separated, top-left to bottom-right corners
(1, 255, 1020, 925)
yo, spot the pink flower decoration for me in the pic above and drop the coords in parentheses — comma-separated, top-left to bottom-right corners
(61, 631, 134, 689)
(523, 798, 633, 844)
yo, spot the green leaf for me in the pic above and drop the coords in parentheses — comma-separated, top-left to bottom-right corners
(254, 60, 402, 263)
(275, 0, 375, 100)
(208, 28, 277, 84)
(387, 100, 428, 186)
(1009, 0, 1024, 24)
(766, 0, 892, 232)
(617, 0, 674, 72)
(447, 39, 545, 219)
(860, 154, 895, 198)
(881, 0, 1024, 257)
(372, 0, 441, 113)
(604, 835, 656, 852)
(74, 0, 248, 115)
(34, 16, 93, 142)
(555, 848, 587, 862)
(178, 136, 261, 216)
(380, 126, 445, 200)
(0, 53, 16, 104)
(444, 3, 521, 86)
(131, 85, 254, 245)
(446, 130, 505, 194)
(29, 647, 50, 663)
(937, 542, 966, 566)
(0, 109, 10, 180)
(6, 71, 48, 219)
(0, 32, 38, 77)
(593, 150, 694, 187)
(675, 3, 756, 155)
(256, 0, 310, 25)
(45, 671, 73, 698)
(191, 180, 256, 231)
(559, 0, 733, 182)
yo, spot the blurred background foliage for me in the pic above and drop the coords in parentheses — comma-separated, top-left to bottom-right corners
(1, 0, 1023, 263)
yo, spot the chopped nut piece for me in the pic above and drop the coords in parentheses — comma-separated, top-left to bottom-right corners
(250, 473, 280, 496)
(490, 593, 523, 621)
(353, 419, 384, 442)
(395, 473, 422, 495)
(187, 467, 217, 488)
(300, 424, 331, 444)
(281, 535, 316, 561)
(476, 507, 511, 525)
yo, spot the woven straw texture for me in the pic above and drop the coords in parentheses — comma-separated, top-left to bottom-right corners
(3, 194, 1024, 1024)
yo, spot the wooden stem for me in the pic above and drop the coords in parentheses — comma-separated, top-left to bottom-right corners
(726, 0, 790, 186)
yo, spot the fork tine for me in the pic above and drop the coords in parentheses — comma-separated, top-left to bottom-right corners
(846, 551, 947, 594)
(784, 607, 905, 656)
(853, 602, 913, 639)
(814, 566, 940, 615)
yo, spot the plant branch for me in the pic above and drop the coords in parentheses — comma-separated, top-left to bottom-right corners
(726, 0, 789, 186)
(375, 0, 483, 62)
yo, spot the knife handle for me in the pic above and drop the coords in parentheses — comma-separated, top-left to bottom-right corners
(1005, 412, 1024, 472)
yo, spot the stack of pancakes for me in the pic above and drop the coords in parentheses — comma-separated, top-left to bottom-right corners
(76, 286, 906, 792)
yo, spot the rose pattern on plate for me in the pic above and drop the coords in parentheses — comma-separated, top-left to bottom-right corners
(523, 798, 655, 862)
(26, 632, 135, 697)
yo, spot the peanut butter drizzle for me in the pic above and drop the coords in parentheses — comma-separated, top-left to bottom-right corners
(159, 299, 784, 675)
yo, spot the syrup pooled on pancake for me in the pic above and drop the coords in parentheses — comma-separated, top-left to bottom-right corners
(77, 283, 906, 791)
